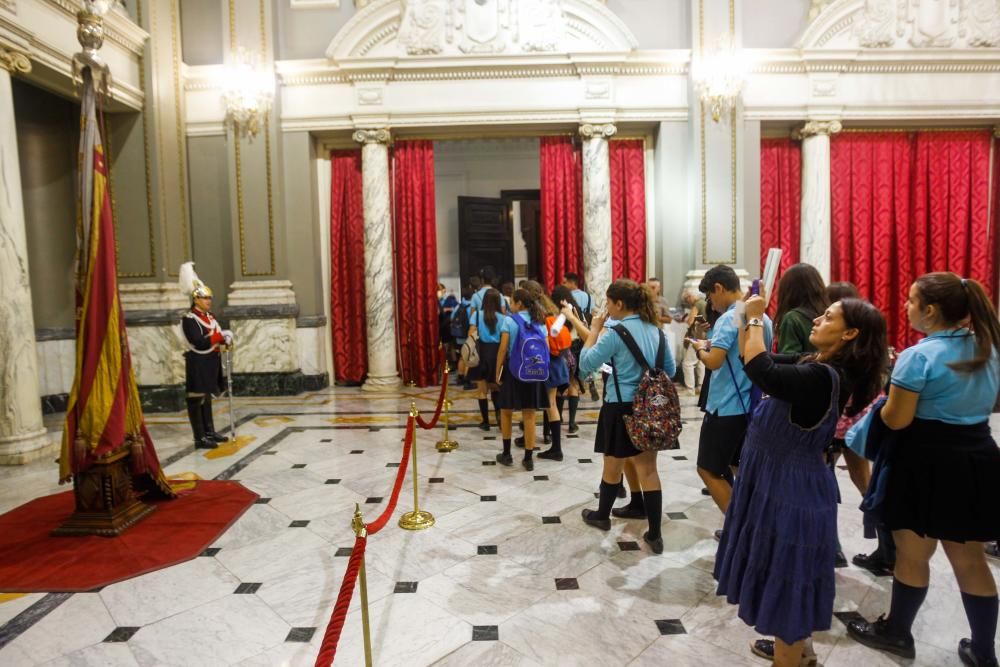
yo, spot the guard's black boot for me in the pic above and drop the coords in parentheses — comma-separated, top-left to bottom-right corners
(187, 397, 216, 449)
(202, 395, 226, 442)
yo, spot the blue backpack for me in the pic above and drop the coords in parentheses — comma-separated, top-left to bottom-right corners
(509, 316, 550, 382)
(450, 304, 470, 339)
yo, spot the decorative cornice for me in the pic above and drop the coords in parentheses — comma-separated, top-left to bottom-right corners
(0, 46, 30, 73)
(795, 120, 843, 139)
(579, 123, 617, 139)
(352, 128, 391, 145)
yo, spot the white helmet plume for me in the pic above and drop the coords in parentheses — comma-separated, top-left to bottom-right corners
(178, 261, 212, 299)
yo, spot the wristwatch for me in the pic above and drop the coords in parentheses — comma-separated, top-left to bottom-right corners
(745, 317, 764, 329)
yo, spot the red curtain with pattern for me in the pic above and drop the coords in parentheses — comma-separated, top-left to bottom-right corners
(539, 136, 583, 291)
(830, 130, 995, 349)
(329, 150, 367, 384)
(393, 140, 439, 387)
(759, 138, 802, 316)
(609, 139, 647, 283)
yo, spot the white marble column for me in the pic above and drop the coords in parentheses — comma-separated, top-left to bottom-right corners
(579, 123, 617, 312)
(353, 129, 401, 391)
(797, 120, 842, 283)
(0, 50, 53, 464)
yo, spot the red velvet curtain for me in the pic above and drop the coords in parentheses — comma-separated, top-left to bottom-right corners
(830, 130, 995, 349)
(392, 140, 439, 387)
(609, 139, 647, 283)
(759, 138, 802, 316)
(539, 136, 583, 291)
(329, 150, 367, 384)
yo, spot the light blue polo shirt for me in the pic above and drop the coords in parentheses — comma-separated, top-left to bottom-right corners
(470, 287, 508, 314)
(706, 303, 774, 417)
(571, 288, 592, 315)
(891, 328, 999, 425)
(579, 315, 676, 403)
(475, 309, 505, 344)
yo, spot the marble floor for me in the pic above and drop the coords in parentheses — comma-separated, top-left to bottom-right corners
(0, 384, 998, 666)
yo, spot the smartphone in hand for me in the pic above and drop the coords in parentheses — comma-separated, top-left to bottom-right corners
(751, 279, 761, 296)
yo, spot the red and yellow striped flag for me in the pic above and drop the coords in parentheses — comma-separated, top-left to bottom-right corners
(58, 72, 173, 499)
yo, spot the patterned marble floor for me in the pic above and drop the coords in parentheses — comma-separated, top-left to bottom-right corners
(0, 384, 998, 666)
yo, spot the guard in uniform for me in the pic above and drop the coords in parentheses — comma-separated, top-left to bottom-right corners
(179, 263, 232, 449)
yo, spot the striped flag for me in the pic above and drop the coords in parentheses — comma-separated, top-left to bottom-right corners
(58, 70, 173, 499)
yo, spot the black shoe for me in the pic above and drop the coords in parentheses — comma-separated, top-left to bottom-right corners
(714, 529, 723, 542)
(522, 457, 534, 472)
(835, 550, 848, 568)
(515, 436, 525, 448)
(959, 638, 999, 666)
(749, 639, 774, 660)
(611, 505, 645, 519)
(205, 431, 227, 443)
(537, 449, 563, 461)
(985, 543, 1000, 559)
(617, 485, 627, 498)
(567, 422, 579, 434)
(580, 508, 611, 531)
(852, 551, 894, 576)
(496, 452, 513, 466)
(643, 531, 664, 554)
(478, 422, 490, 432)
(701, 487, 711, 496)
(846, 615, 915, 659)
(194, 438, 218, 450)
(589, 382, 599, 401)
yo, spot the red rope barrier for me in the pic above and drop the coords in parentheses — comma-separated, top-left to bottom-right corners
(414, 369, 449, 430)
(314, 534, 367, 667)
(366, 415, 415, 535)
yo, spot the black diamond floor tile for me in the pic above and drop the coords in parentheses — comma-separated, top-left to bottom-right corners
(617, 541, 640, 552)
(482, 461, 497, 466)
(554, 578, 579, 591)
(325, 479, 341, 485)
(289, 520, 310, 528)
(567, 434, 579, 439)
(672, 455, 688, 461)
(320, 439, 332, 443)
(199, 547, 221, 557)
(429, 477, 444, 483)
(578, 458, 592, 463)
(335, 548, 353, 557)
(254, 497, 271, 504)
(286, 627, 316, 643)
(103, 626, 140, 643)
(542, 516, 561, 524)
(394, 581, 419, 593)
(477, 545, 498, 555)
(386, 462, 400, 468)
(666, 512, 688, 520)
(350, 450, 364, 454)
(483, 436, 497, 441)
(655, 619, 686, 635)
(472, 625, 499, 641)
(234, 582, 262, 594)
(480, 495, 496, 502)
(533, 475, 549, 481)
(291, 463, 307, 469)
(366, 497, 383, 504)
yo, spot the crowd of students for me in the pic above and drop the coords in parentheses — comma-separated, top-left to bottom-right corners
(438, 264, 1000, 667)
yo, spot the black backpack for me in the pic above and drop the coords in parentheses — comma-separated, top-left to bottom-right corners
(450, 304, 471, 339)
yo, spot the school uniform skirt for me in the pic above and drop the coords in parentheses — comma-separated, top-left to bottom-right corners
(498, 366, 549, 411)
(883, 418, 1000, 543)
(467, 341, 499, 383)
(594, 401, 642, 459)
(544, 352, 570, 391)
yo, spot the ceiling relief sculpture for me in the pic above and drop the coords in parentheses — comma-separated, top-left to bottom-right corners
(326, 0, 636, 59)
(801, 0, 1000, 48)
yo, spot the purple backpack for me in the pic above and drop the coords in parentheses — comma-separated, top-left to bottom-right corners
(509, 316, 550, 383)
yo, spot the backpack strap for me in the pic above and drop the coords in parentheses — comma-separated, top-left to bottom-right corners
(724, 355, 751, 416)
(611, 324, 652, 373)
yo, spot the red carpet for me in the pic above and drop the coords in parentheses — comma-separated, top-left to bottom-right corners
(0, 481, 257, 592)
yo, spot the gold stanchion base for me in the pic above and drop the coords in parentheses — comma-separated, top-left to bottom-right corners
(399, 510, 435, 530)
(405, 380, 417, 387)
(435, 438, 458, 452)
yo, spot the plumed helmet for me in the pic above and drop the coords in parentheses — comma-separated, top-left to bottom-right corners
(178, 261, 213, 299)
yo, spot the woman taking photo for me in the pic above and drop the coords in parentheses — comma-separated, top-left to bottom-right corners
(494, 288, 549, 471)
(564, 279, 676, 554)
(714, 294, 887, 667)
(847, 273, 1000, 667)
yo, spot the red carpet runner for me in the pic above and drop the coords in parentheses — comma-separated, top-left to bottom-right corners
(0, 481, 257, 592)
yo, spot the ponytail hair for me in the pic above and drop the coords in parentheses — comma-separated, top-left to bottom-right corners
(606, 278, 658, 325)
(522, 279, 559, 317)
(513, 288, 546, 325)
(482, 288, 502, 334)
(914, 272, 1000, 374)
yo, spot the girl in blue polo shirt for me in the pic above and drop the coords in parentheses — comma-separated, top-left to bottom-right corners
(467, 289, 506, 431)
(848, 273, 1000, 667)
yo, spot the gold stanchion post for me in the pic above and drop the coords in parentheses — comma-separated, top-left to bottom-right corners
(435, 398, 458, 452)
(351, 504, 374, 667)
(399, 403, 435, 531)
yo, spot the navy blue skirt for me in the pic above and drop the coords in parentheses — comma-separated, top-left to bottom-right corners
(544, 353, 570, 390)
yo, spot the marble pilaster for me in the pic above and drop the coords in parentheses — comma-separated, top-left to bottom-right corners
(0, 52, 54, 464)
(579, 123, 616, 312)
(797, 120, 842, 283)
(225, 281, 299, 374)
(353, 129, 401, 392)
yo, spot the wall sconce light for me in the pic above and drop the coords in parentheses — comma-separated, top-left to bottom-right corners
(691, 38, 751, 123)
(222, 47, 274, 140)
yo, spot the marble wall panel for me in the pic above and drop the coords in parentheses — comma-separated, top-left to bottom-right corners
(230, 318, 299, 373)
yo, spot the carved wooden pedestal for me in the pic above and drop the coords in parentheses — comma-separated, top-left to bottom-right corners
(52, 447, 155, 537)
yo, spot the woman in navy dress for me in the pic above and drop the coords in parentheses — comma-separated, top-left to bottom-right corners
(714, 294, 887, 667)
(847, 273, 1000, 667)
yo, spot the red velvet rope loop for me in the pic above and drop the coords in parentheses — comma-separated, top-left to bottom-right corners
(314, 534, 367, 667)
(365, 416, 415, 535)
(414, 369, 449, 430)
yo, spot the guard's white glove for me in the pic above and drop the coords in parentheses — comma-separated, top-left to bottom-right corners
(222, 329, 234, 345)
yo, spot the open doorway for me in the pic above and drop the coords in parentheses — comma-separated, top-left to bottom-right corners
(456, 190, 540, 289)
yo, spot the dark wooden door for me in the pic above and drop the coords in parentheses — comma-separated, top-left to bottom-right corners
(458, 196, 513, 287)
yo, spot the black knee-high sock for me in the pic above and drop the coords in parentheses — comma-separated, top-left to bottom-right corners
(877, 525, 897, 564)
(524, 448, 533, 461)
(961, 592, 999, 661)
(491, 392, 501, 427)
(502, 438, 512, 456)
(556, 396, 565, 420)
(643, 490, 662, 540)
(549, 420, 562, 454)
(887, 579, 929, 637)
(596, 480, 618, 519)
(542, 412, 549, 436)
(568, 396, 579, 425)
(478, 399, 489, 423)
(628, 486, 645, 510)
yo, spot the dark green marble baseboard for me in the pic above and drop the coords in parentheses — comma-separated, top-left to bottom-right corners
(139, 385, 188, 413)
(232, 372, 329, 396)
(41, 394, 69, 415)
